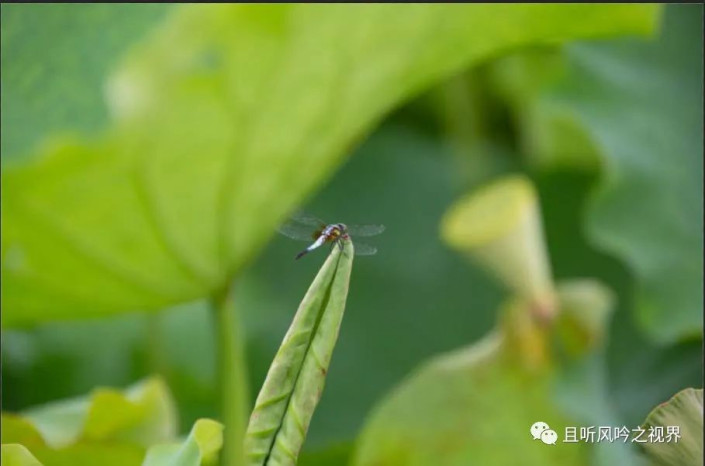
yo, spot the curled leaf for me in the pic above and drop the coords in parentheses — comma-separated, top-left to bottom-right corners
(141, 418, 224, 466)
(641, 388, 703, 466)
(2, 377, 176, 449)
(441, 175, 556, 318)
(245, 240, 354, 466)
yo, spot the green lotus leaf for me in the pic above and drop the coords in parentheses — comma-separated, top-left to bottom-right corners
(489, 5, 702, 343)
(1, 4, 660, 326)
(0, 4, 171, 160)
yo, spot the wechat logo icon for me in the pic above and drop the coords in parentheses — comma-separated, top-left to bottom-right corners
(531, 421, 557, 445)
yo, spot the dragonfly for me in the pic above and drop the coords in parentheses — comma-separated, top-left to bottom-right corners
(277, 212, 385, 260)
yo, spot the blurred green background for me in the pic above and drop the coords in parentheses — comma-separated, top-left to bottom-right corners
(1, 4, 702, 466)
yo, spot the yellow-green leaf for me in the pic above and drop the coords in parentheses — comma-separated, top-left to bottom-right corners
(1, 444, 43, 466)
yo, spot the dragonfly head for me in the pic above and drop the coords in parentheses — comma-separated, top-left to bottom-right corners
(334, 223, 349, 238)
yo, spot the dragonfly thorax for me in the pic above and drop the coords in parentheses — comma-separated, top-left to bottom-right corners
(322, 223, 348, 240)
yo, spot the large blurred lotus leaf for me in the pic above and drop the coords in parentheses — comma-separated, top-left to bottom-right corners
(1, 377, 176, 449)
(352, 293, 593, 466)
(142, 418, 223, 466)
(640, 388, 703, 466)
(1, 444, 43, 466)
(353, 278, 632, 466)
(0, 4, 172, 160)
(487, 49, 604, 172)
(1, 4, 660, 326)
(491, 5, 703, 342)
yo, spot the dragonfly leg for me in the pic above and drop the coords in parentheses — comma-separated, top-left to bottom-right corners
(336, 238, 352, 258)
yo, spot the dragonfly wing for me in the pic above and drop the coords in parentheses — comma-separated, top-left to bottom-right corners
(291, 211, 327, 228)
(352, 241, 377, 256)
(346, 224, 385, 237)
(277, 220, 318, 241)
